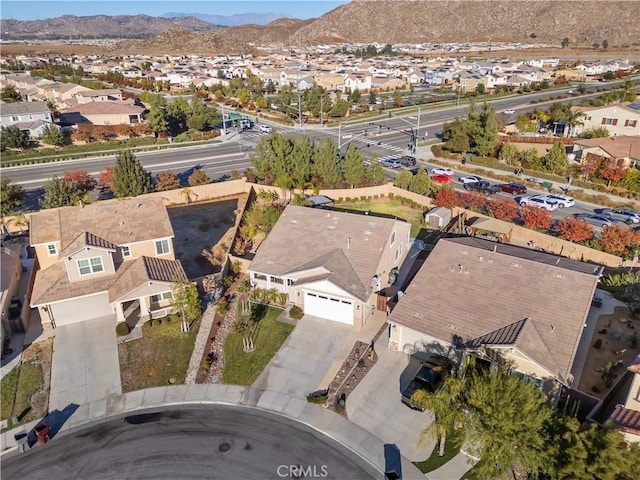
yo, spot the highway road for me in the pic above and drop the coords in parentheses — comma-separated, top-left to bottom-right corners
(2, 406, 376, 480)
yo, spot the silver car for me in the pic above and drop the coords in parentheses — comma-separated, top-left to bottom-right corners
(573, 213, 614, 228)
(599, 208, 640, 225)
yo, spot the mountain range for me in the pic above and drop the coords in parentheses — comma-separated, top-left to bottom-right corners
(2, 1, 639, 53)
(161, 12, 292, 27)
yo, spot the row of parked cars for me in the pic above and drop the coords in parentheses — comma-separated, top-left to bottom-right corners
(574, 209, 640, 228)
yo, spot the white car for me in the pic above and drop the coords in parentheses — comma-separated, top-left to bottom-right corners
(459, 175, 483, 184)
(259, 124, 272, 134)
(504, 109, 515, 115)
(543, 194, 575, 208)
(431, 167, 454, 176)
(519, 196, 559, 211)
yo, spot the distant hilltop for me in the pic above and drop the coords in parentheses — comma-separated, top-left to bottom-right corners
(2, 1, 638, 51)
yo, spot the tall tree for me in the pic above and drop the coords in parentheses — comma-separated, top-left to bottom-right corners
(443, 118, 470, 154)
(1, 125, 29, 150)
(312, 138, 340, 186)
(366, 162, 386, 186)
(0, 178, 25, 217)
(465, 369, 553, 478)
(498, 142, 521, 166)
(342, 145, 366, 188)
(41, 124, 65, 147)
(290, 135, 314, 189)
(111, 149, 152, 198)
(409, 169, 434, 195)
(433, 186, 459, 210)
(40, 176, 81, 209)
(393, 169, 413, 190)
(542, 141, 568, 174)
(600, 159, 627, 187)
(564, 110, 585, 137)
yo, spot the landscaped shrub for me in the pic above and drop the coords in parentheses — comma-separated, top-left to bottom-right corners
(289, 305, 304, 319)
(116, 322, 130, 336)
(593, 338, 602, 349)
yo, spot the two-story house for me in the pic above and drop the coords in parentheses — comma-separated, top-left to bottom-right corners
(0, 100, 55, 137)
(571, 103, 640, 137)
(58, 101, 146, 126)
(248, 206, 412, 327)
(29, 197, 187, 329)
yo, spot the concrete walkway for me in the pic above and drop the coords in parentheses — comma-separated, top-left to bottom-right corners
(48, 316, 121, 411)
(0, 385, 424, 479)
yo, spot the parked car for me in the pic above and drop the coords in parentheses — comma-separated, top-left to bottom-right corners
(259, 124, 272, 133)
(431, 167, 454, 176)
(459, 175, 483, 184)
(401, 356, 453, 411)
(380, 158, 402, 168)
(398, 155, 417, 167)
(504, 109, 515, 115)
(544, 194, 575, 208)
(500, 183, 527, 195)
(241, 119, 254, 130)
(595, 208, 640, 225)
(464, 181, 501, 195)
(573, 213, 614, 228)
(519, 196, 559, 211)
(431, 174, 453, 183)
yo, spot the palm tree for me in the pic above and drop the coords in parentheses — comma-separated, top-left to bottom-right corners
(411, 375, 466, 456)
(565, 110, 585, 138)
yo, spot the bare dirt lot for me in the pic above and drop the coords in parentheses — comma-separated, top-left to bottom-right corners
(167, 195, 247, 279)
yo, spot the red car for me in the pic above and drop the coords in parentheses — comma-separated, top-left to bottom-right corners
(500, 183, 527, 195)
(431, 174, 453, 183)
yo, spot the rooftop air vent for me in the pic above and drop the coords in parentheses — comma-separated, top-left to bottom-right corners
(511, 262, 521, 268)
(461, 250, 469, 255)
(364, 230, 373, 236)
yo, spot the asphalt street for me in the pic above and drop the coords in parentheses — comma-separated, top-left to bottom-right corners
(2, 406, 375, 480)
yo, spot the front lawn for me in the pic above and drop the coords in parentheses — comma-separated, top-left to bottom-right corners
(330, 199, 425, 238)
(223, 305, 294, 385)
(413, 428, 465, 473)
(1, 338, 53, 432)
(118, 316, 200, 392)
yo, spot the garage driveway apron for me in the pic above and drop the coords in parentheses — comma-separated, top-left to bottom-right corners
(49, 316, 122, 411)
(252, 314, 353, 398)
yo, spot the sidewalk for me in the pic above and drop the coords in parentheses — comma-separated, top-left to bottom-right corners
(414, 145, 640, 209)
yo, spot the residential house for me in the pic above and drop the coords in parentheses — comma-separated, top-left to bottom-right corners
(1, 243, 25, 349)
(573, 135, 640, 169)
(0, 100, 55, 137)
(313, 72, 345, 92)
(75, 89, 124, 104)
(458, 72, 487, 93)
(609, 354, 640, 443)
(248, 206, 412, 327)
(343, 73, 372, 92)
(29, 197, 186, 328)
(387, 236, 602, 397)
(571, 103, 640, 137)
(59, 101, 146, 126)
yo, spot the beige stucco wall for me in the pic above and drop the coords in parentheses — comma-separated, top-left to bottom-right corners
(33, 243, 60, 270)
(625, 372, 640, 411)
(576, 105, 640, 137)
(65, 247, 116, 282)
(83, 112, 143, 126)
(124, 238, 175, 261)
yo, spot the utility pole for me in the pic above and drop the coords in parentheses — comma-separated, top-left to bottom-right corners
(221, 104, 227, 137)
(298, 91, 302, 128)
(320, 95, 323, 127)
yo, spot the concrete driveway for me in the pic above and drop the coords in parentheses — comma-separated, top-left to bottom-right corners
(346, 345, 435, 462)
(252, 315, 354, 398)
(49, 316, 122, 410)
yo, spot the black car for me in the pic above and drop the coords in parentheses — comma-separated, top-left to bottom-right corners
(409, 167, 426, 175)
(464, 181, 501, 195)
(398, 155, 417, 167)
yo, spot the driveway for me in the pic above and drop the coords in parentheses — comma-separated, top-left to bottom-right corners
(346, 345, 435, 462)
(252, 315, 354, 398)
(49, 316, 122, 410)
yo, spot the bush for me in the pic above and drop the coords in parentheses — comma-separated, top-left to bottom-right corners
(593, 338, 602, 349)
(116, 322, 130, 336)
(289, 305, 304, 319)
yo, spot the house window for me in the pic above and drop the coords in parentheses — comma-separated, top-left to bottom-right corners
(121, 245, 131, 258)
(625, 119, 637, 128)
(77, 257, 104, 276)
(155, 239, 170, 255)
(151, 292, 172, 303)
(11, 116, 19, 122)
(47, 244, 57, 255)
(390, 231, 396, 247)
(601, 117, 618, 126)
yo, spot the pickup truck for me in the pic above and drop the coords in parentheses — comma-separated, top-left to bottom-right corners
(463, 181, 501, 195)
(400, 356, 452, 411)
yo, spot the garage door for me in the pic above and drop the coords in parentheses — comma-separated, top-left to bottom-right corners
(50, 292, 112, 326)
(304, 292, 353, 325)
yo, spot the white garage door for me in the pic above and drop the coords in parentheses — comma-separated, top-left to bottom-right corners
(304, 292, 353, 325)
(50, 292, 112, 326)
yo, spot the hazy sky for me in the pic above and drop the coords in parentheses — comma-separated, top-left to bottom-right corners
(1, 0, 350, 21)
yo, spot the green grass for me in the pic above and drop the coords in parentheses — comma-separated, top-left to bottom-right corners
(118, 316, 200, 392)
(330, 200, 425, 237)
(1, 368, 20, 424)
(1, 360, 46, 432)
(413, 428, 465, 473)
(223, 305, 294, 385)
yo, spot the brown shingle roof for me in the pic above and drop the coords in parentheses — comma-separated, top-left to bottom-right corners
(60, 101, 144, 115)
(389, 236, 601, 382)
(574, 135, 640, 160)
(109, 256, 186, 303)
(0, 100, 50, 116)
(249, 205, 409, 300)
(30, 196, 174, 249)
(610, 405, 640, 435)
(59, 231, 118, 257)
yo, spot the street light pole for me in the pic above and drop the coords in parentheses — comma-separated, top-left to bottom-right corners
(221, 104, 227, 137)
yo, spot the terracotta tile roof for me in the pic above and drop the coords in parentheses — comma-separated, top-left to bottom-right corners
(388, 236, 601, 382)
(249, 205, 409, 300)
(109, 256, 186, 303)
(60, 231, 118, 257)
(610, 405, 640, 436)
(30, 196, 174, 249)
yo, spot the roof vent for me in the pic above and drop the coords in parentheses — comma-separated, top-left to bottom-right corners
(290, 220, 298, 224)
(364, 230, 372, 236)
(511, 262, 521, 268)
(478, 256, 484, 262)
(461, 250, 469, 255)
(412, 312, 423, 318)
(327, 225, 336, 229)
(553, 273, 565, 279)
